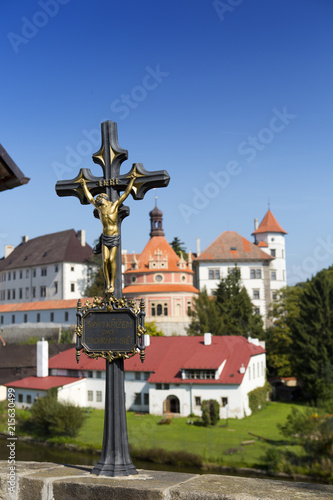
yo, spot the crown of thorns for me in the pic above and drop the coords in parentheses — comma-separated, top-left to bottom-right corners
(96, 194, 109, 200)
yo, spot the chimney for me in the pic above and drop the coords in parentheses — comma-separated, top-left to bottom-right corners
(204, 332, 212, 345)
(196, 237, 201, 257)
(37, 338, 48, 377)
(254, 218, 258, 231)
(21, 235, 29, 244)
(4, 245, 14, 258)
(187, 250, 192, 270)
(77, 230, 86, 247)
(240, 364, 245, 374)
(144, 334, 150, 347)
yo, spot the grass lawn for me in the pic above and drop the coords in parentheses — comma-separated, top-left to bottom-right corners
(75, 402, 306, 468)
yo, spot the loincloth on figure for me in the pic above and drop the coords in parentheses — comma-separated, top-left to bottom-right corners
(93, 234, 120, 254)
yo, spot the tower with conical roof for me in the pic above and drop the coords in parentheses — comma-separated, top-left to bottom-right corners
(253, 209, 287, 306)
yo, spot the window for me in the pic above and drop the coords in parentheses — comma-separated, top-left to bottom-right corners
(19, 288, 23, 299)
(70, 283, 75, 292)
(65, 312, 69, 322)
(155, 274, 163, 282)
(87, 390, 93, 402)
(18, 394, 23, 403)
(135, 372, 141, 380)
(96, 371, 102, 379)
(12, 289, 16, 300)
(208, 269, 220, 280)
(24, 314, 28, 323)
(25, 287, 29, 299)
(32, 287, 36, 298)
(40, 286, 46, 297)
(26, 395, 31, 404)
(96, 391, 102, 402)
(134, 393, 141, 405)
(26, 270, 29, 278)
(37, 313, 40, 323)
(254, 307, 260, 315)
(271, 271, 277, 280)
(13, 272, 16, 280)
(253, 289, 260, 300)
(144, 372, 150, 380)
(151, 303, 156, 316)
(0, 316, 3, 324)
(157, 304, 162, 316)
(33, 269, 36, 278)
(144, 393, 149, 406)
(131, 276, 137, 283)
(272, 290, 277, 301)
(184, 369, 216, 380)
(55, 265, 58, 272)
(50, 312, 54, 322)
(8, 272, 11, 281)
(270, 249, 276, 257)
(88, 371, 93, 378)
(54, 282, 58, 294)
(11, 315, 15, 324)
(164, 303, 168, 316)
(195, 396, 201, 406)
(7, 290, 10, 300)
(156, 383, 162, 390)
(187, 300, 191, 315)
(253, 365, 255, 378)
(221, 397, 228, 407)
(19, 271, 23, 279)
(250, 268, 262, 279)
(71, 266, 75, 272)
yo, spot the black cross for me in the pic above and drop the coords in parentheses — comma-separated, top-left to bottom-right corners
(55, 120, 170, 478)
(55, 120, 170, 205)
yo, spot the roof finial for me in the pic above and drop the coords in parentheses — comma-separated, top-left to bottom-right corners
(155, 195, 157, 207)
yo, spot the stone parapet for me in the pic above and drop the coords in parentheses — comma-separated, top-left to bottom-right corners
(1, 461, 333, 500)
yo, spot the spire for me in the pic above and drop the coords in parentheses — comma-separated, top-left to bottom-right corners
(149, 202, 164, 237)
(252, 209, 287, 235)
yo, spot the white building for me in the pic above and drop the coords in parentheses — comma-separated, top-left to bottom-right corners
(0, 229, 95, 304)
(193, 209, 287, 326)
(6, 335, 266, 419)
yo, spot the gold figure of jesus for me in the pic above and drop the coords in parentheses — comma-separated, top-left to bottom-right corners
(80, 168, 138, 294)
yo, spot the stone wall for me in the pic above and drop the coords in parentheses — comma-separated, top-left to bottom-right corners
(1, 461, 333, 500)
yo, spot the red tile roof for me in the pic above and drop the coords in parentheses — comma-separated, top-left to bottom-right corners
(5, 376, 83, 390)
(124, 236, 192, 273)
(0, 298, 94, 313)
(196, 231, 273, 262)
(257, 241, 268, 248)
(49, 336, 265, 386)
(0, 230, 93, 271)
(122, 284, 198, 294)
(252, 210, 287, 235)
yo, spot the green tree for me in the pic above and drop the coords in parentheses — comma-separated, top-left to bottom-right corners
(265, 285, 302, 377)
(214, 266, 264, 337)
(145, 321, 164, 336)
(186, 288, 221, 335)
(85, 249, 104, 297)
(291, 269, 333, 401)
(170, 237, 188, 260)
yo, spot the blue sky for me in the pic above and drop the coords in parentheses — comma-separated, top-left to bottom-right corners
(1, 0, 332, 285)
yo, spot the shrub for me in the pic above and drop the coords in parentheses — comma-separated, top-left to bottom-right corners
(28, 391, 85, 438)
(158, 418, 172, 425)
(248, 382, 272, 414)
(201, 399, 220, 426)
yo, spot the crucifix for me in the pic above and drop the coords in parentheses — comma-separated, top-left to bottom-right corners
(55, 120, 170, 476)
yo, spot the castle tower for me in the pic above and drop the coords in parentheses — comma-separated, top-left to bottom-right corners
(149, 199, 164, 237)
(253, 209, 287, 302)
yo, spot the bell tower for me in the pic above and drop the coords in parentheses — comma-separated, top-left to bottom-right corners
(149, 198, 164, 237)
